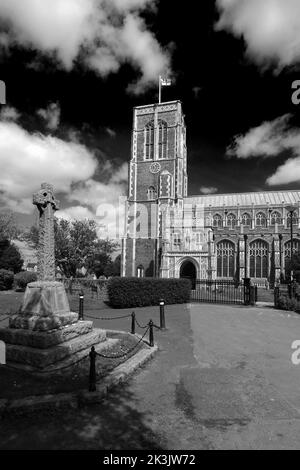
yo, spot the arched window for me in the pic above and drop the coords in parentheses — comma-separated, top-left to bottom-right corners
(137, 265, 144, 278)
(287, 211, 298, 227)
(147, 186, 157, 200)
(173, 233, 181, 248)
(270, 211, 282, 225)
(144, 121, 154, 160)
(227, 213, 237, 229)
(158, 120, 168, 159)
(241, 213, 251, 226)
(217, 240, 235, 278)
(249, 240, 268, 278)
(284, 239, 300, 276)
(255, 212, 267, 227)
(213, 214, 222, 228)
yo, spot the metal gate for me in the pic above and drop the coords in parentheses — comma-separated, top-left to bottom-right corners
(190, 279, 246, 305)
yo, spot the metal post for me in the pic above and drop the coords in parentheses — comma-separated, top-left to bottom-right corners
(89, 346, 96, 392)
(149, 319, 154, 347)
(274, 286, 279, 308)
(79, 292, 84, 320)
(285, 205, 296, 292)
(131, 311, 136, 335)
(243, 277, 251, 305)
(159, 299, 166, 329)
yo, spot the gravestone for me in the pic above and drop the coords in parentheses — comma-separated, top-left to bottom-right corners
(0, 183, 107, 372)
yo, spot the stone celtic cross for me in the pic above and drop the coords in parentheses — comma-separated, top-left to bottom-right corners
(33, 183, 59, 281)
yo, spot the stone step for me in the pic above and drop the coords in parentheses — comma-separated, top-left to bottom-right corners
(6, 328, 107, 369)
(6, 338, 119, 375)
(0, 321, 94, 349)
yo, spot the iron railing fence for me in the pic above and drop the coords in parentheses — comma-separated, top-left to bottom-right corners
(190, 279, 245, 305)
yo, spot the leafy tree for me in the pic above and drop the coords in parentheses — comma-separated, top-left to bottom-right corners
(0, 212, 20, 241)
(104, 254, 121, 277)
(86, 240, 119, 278)
(22, 225, 39, 249)
(0, 242, 23, 273)
(54, 219, 98, 277)
(285, 251, 300, 282)
(24, 218, 119, 278)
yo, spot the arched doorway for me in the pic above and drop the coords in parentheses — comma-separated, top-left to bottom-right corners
(180, 260, 197, 289)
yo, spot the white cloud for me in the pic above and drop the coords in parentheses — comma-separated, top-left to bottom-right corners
(68, 178, 124, 208)
(215, 0, 300, 71)
(0, 106, 128, 240)
(227, 115, 292, 159)
(0, 106, 20, 121)
(37, 103, 60, 131)
(267, 157, 300, 185)
(65, 166, 127, 238)
(0, 0, 170, 91)
(227, 114, 300, 185)
(0, 120, 97, 213)
(199, 186, 218, 194)
(56, 205, 95, 221)
(110, 163, 128, 184)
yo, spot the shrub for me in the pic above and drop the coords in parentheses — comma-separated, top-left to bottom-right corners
(276, 294, 300, 313)
(14, 271, 37, 291)
(0, 269, 14, 290)
(0, 242, 23, 273)
(107, 277, 191, 308)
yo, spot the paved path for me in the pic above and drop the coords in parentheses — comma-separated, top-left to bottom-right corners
(1, 302, 300, 449)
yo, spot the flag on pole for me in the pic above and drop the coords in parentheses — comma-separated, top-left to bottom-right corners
(158, 75, 172, 103)
(160, 77, 172, 87)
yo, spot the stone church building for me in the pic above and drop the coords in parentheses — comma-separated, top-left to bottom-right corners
(121, 100, 300, 286)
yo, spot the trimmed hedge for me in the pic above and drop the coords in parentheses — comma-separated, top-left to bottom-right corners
(14, 271, 38, 291)
(0, 269, 14, 290)
(107, 277, 191, 308)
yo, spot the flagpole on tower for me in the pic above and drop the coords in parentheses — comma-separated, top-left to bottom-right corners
(158, 75, 162, 104)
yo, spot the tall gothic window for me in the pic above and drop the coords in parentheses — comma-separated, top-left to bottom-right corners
(284, 240, 300, 276)
(255, 212, 267, 227)
(158, 120, 168, 159)
(213, 214, 222, 228)
(249, 240, 268, 278)
(287, 211, 298, 227)
(217, 240, 235, 278)
(144, 121, 154, 160)
(227, 213, 237, 229)
(241, 213, 251, 226)
(147, 186, 157, 200)
(270, 211, 282, 225)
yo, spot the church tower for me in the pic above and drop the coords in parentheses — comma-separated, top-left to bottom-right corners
(121, 100, 187, 277)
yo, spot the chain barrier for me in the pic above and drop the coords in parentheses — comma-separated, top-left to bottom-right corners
(153, 323, 162, 330)
(0, 311, 9, 316)
(84, 313, 132, 321)
(0, 315, 9, 323)
(95, 326, 150, 359)
(134, 317, 149, 330)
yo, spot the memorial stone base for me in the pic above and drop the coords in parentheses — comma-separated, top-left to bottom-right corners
(0, 281, 107, 372)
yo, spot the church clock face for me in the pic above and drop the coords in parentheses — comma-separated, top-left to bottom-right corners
(149, 162, 161, 174)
